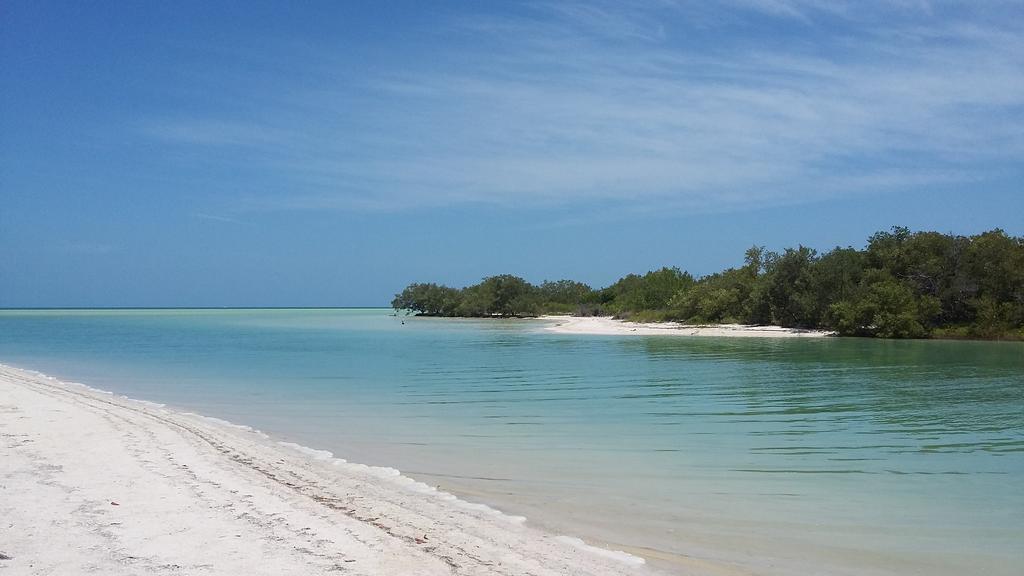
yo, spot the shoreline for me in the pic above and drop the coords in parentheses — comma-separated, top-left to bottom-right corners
(538, 315, 835, 338)
(0, 364, 651, 576)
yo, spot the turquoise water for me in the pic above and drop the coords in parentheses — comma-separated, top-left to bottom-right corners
(1, 308, 1021, 575)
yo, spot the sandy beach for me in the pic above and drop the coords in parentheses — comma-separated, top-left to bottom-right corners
(0, 364, 651, 576)
(539, 316, 834, 338)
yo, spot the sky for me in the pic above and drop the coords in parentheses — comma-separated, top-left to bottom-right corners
(1, 0, 1022, 307)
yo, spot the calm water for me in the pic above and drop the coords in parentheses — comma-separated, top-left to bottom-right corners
(1, 308, 1021, 575)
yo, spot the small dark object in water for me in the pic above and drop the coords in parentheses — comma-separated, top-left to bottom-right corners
(110, 501, 120, 506)
(0, 553, 12, 560)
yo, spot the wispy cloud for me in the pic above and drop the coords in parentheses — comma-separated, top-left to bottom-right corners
(141, 1, 1024, 215)
(143, 119, 289, 148)
(194, 212, 242, 224)
(60, 242, 118, 255)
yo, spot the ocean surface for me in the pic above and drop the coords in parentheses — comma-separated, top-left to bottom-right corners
(1, 308, 1021, 575)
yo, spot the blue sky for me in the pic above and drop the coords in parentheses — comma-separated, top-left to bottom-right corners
(2, 1, 1022, 307)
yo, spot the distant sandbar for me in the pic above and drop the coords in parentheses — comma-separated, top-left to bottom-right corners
(539, 315, 834, 338)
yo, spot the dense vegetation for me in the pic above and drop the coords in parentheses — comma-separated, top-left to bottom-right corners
(391, 228, 1024, 339)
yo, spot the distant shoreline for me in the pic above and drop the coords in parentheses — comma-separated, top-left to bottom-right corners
(538, 315, 835, 338)
(0, 306, 392, 311)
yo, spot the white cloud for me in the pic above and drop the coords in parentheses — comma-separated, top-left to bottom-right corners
(194, 213, 242, 224)
(142, 1, 1024, 214)
(60, 242, 117, 255)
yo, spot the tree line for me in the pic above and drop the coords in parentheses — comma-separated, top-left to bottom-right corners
(391, 227, 1024, 339)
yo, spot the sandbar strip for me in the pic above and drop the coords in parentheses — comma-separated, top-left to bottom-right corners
(539, 316, 834, 338)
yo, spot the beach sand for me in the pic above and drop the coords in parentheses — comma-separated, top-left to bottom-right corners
(0, 364, 652, 576)
(539, 316, 834, 338)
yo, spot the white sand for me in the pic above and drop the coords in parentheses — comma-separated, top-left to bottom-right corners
(539, 316, 834, 338)
(0, 364, 653, 576)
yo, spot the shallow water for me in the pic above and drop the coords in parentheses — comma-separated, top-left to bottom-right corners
(1, 308, 1021, 574)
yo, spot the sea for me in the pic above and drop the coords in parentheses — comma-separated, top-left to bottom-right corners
(1, 308, 1021, 575)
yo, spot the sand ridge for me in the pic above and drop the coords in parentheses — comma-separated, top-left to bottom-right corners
(0, 364, 655, 576)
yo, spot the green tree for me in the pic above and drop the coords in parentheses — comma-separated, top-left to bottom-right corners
(963, 229, 1024, 334)
(538, 280, 594, 313)
(668, 267, 752, 323)
(391, 226, 1024, 339)
(473, 275, 536, 316)
(828, 271, 940, 338)
(762, 246, 819, 327)
(639, 267, 694, 310)
(391, 283, 463, 316)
